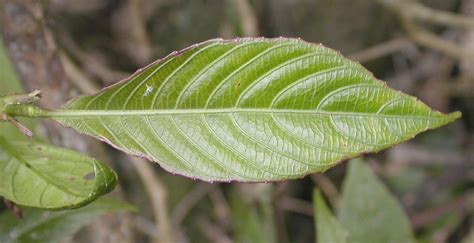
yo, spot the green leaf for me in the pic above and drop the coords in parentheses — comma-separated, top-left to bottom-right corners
(313, 189, 347, 243)
(44, 38, 460, 182)
(0, 38, 117, 209)
(0, 198, 135, 243)
(230, 187, 276, 243)
(337, 159, 415, 243)
(0, 137, 117, 209)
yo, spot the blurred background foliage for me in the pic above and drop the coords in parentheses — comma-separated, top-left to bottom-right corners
(0, 0, 473, 242)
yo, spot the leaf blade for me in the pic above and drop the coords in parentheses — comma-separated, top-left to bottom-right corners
(313, 189, 347, 243)
(0, 37, 117, 209)
(0, 137, 117, 209)
(49, 38, 460, 182)
(0, 198, 134, 243)
(230, 187, 276, 243)
(337, 159, 415, 243)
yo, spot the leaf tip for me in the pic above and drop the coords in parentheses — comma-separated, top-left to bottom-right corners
(448, 111, 462, 121)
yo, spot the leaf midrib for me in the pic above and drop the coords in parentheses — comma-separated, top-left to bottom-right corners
(50, 108, 456, 121)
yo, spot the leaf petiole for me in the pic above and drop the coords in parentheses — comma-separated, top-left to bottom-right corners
(0, 90, 43, 137)
(3, 104, 49, 119)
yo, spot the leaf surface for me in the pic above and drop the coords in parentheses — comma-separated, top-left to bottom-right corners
(230, 187, 276, 243)
(0, 138, 117, 209)
(338, 159, 415, 243)
(0, 39, 117, 209)
(313, 189, 347, 243)
(48, 38, 460, 182)
(0, 198, 134, 243)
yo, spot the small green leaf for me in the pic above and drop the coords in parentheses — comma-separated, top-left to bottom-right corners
(313, 189, 347, 243)
(0, 198, 135, 243)
(0, 137, 117, 209)
(230, 187, 276, 243)
(338, 159, 415, 243)
(0, 38, 117, 209)
(42, 38, 459, 182)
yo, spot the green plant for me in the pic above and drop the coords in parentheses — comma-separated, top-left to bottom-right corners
(0, 38, 133, 242)
(314, 159, 415, 243)
(0, 198, 135, 243)
(0, 37, 461, 241)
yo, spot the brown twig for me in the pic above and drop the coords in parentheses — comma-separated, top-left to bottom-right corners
(232, 0, 259, 37)
(128, 0, 153, 58)
(311, 174, 340, 209)
(6, 116, 32, 137)
(133, 216, 161, 240)
(400, 15, 474, 61)
(131, 157, 175, 243)
(378, 0, 474, 28)
(388, 143, 472, 168)
(111, 0, 155, 65)
(408, 1, 474, 28)
(60, 52, 100, 93)
(172, 183, 214, 224)
(401, 160, 474, 216)
(209, 186, 231, 227)
(58, 33, 129, 84)
(197, 217, 232, 243)
(410, 192, 474, 229)
(376, 0, 474, 61)
(348, 37, 412, 63)
(278, 196, 314, 217)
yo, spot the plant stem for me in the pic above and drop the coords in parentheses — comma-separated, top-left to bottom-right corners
(131, 157, 175, 243)
(3, 104, 49, 118)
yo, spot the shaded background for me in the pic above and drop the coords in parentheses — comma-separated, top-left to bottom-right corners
(0, 0, 473, 242)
